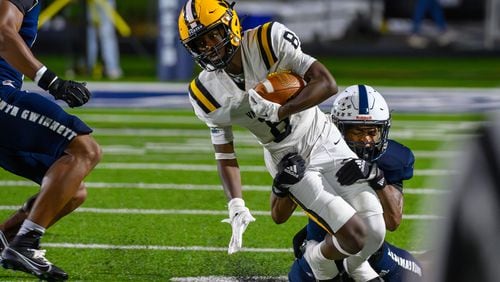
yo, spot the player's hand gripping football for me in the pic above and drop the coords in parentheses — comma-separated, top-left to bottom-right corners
(248, 89, 281, 123)
(221, 198, 256, 254)
(336, 159, 386, 190)
(273, 153, 306, 197)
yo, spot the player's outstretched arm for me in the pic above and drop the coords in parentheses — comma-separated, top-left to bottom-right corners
(0, 1, 90, 107)
(215, 142, 256, 254)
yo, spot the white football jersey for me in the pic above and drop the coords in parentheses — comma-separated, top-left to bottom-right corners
(187, 21, 384, 243)
(188, 21, 327, 154)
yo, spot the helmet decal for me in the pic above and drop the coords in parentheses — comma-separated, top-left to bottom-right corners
(183, 0, 198, 29)
(358, 85, 369, 115)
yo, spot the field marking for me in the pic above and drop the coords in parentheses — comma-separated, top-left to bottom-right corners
(40, 242, 428, 256)
(171, 276, 288, 282)
(90, 162, 456, 176)
(93, 127, 477, 142)
(0, 205, 441, 220)
(42, 243, 291, 253)
(102, 144, 458, 160)
(0, 181, 448, 195)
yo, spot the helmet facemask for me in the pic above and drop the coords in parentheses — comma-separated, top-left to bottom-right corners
(184, 18, 239, 71)
(335, 120, 391, 162)
(331, 85, 392, 161)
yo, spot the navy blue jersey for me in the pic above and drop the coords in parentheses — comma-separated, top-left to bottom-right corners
(0, 0, 93, 184)
(377, 139, 415, 191)
(290, 139, 421, 282)
(0, 0, 39, 89)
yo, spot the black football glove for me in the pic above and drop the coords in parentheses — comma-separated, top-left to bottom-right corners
(367, 163, 387, 190)
(38, 68, 91, 107)
(336, 159, 387, 190)
(272, 153, 306, 197)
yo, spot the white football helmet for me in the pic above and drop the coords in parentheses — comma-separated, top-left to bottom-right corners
(331, 85, 391, 161)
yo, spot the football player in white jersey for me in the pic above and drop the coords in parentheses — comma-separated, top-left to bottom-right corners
(178, 0, 385, 280)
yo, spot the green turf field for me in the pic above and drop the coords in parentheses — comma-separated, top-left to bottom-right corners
(0, 108, 485, 281)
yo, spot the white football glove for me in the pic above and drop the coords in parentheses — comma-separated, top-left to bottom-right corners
(221, 198, 256, 254)
(248, 89, 281, 123)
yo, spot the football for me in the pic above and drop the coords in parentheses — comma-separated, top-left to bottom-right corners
(253, 72, 305, 105)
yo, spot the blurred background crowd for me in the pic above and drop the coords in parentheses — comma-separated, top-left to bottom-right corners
(34, 0, 499, 81)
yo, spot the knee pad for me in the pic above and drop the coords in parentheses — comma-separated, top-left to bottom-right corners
(363, 213, 386, 252)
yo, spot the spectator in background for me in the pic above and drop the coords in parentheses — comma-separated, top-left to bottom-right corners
(407, 0, 455, 48)
(87, 0, 122, 79)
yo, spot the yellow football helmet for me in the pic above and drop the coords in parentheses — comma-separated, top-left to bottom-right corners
(178, 0, 242, 71)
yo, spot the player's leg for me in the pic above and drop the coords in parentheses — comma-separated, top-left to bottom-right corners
(0, 89, 101, 280)
(0, 194, 37, 243)
(369, 241, 424, 281)
(339, 189, 386, 281)
(2, 135, 100, 280)
(0, 152, 88, 243)
(288, 171, 367, 280)
(27, 134, 99, 227)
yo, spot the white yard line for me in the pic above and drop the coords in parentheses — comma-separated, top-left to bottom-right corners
(41, 242, 428, 256)
(0, 181, 448, 194)
(89, 162, 457, 176)
(171, 276, 288, 282)
(93, 127, 477, 142)
(43, 243, 291, 253)
(0, 205, 442, 220)
(101, 144, 458, 160)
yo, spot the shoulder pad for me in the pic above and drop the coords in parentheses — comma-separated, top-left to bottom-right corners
(188, 76, 221, 114)
(376, 140, 415, 184)
(255, 21, 278, 70)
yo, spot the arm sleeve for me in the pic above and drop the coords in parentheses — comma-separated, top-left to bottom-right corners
(210, 126, 234, 145)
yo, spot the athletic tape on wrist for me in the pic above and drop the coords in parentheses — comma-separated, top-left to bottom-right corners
(36, 66, 58, 90)
(215, 152, 236, 160)
(228, 198, 245, 209)
(34, 66, 47, 84)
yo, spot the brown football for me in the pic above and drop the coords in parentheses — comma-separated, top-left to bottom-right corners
(253, 72, 305, 105)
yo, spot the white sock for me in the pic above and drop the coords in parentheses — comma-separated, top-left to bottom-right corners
(304, 240, 339, 280)
(17, 220, 46, 236)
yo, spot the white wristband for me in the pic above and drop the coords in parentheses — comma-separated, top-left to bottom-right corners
(34, 66, 47, 85)
(215, 152, 236, 160)
(228, 198, 245, 209)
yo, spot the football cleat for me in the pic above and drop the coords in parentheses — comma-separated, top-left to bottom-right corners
(1, 231, 68, 281)
(0, 230, 7, 259)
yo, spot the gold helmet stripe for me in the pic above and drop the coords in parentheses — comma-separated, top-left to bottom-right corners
(257, 22, 277, 70)
(289, 194, 334, 235)
(188, 78, 221, 113)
